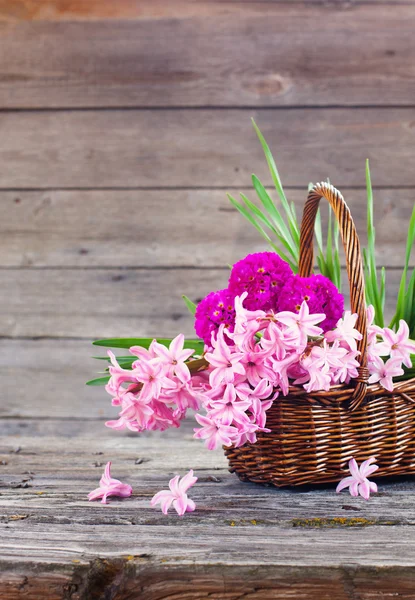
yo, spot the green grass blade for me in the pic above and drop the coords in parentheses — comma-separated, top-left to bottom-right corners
(86, 376, 110, 386)
(228, 193, 297, 269)
(93, 337, 204, 354)
(251, 175, 295, 247)
(252, 119, 300, 245)
(182, 295, 197, 316)
(244, 184, 299, 262)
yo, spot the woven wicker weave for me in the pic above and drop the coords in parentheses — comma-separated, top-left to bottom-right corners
(224, 182, 415, 486)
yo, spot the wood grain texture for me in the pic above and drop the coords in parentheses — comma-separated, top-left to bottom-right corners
(0, 1, 406, 22)
(1, 188, 413, 268)
(0, 4, 414, 107)
(1, 109, 415, 188)
(0, 339, 113, 419)
(0, 267, 402, 339)
(2, 417, 415, 598)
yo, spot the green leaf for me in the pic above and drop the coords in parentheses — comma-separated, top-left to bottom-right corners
(242, 187, 298, 264)
(251, 175, 294, 247)
(182, 295, 197, 316)
(86, 376, 110, 386)
(228, 193, 296, 269)
(252, 119, 300, 245)
(93, 337, 204, 355)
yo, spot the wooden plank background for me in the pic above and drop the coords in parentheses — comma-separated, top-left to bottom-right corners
(1, 0, 414, 403)
(1, 2, 415, 596)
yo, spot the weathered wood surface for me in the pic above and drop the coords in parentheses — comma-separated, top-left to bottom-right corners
(1, 4, 415, 108)
(0, 0, 406, 23)
(0, 339, 110, 419)
(1, 109, 415, 188)
(2, 417, 415, 599)
(0, 268, 402, 339)
(1, 188, 413, 268)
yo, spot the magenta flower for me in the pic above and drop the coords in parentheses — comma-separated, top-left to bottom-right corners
(88, 462, 132, 504)
(276, 274, 344, 332)
(277, 301, 325, 346)
(194, 288, 236, 346)
(228, 251, 293, 311)
(374, 320, 415, 369)
(151, 470, 197, 516)
(336, 457, 379, 500)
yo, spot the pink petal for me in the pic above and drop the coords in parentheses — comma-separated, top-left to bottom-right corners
(178, 470, 198, 494)
(359, 480, 371, 500)
(168, 475, 181, 497)
(160, 495, 174, 515)
(336, 476, 355, 493)
(88, 487, 104, 501)
(349, 481, 359, 497)
(185, 498, 196, 512)
(348, 458, 360, 480)
(150, 490, 171, 507)
(175, 361, 191, 383)
(369, 481, 378, 493)
(170, 334, 185, 356)
(173, 496, 188, 516)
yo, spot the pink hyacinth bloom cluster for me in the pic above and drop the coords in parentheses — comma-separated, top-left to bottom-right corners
(336, 457, 378, 500)
(88, 462, 132, 504)
(193, 293, 363, 450)
(151, 470, 197, 516)
(105, 334, 207, 432)
(103, 297, 413, 451)
(364, 309, 415, 392)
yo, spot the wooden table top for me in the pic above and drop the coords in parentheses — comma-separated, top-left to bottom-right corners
(2, 413, 415, 599)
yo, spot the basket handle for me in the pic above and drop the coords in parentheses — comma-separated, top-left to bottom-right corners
(298, 182, 369, 411)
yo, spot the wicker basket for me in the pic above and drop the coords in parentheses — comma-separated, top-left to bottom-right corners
(224, 182, 415, 486)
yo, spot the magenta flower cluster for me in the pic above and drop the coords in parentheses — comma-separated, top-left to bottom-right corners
(228, 252, 292, 311)
(277, 274, 344, 332)
(195, 252, 344, 345)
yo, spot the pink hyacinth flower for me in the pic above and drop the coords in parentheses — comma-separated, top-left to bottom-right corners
(151, 470, 197, 516)
(336, 457, 378, 500)
(153, 333, 195, 382)
(276, 301, 325, 346)
(374, 320, 415, 369)
(368, 356, 404, 392)
(88, 462, 132, 504)
(205, 326, 245, 387)
(193, 413, 238, 450)
(325, 311, 363, 351)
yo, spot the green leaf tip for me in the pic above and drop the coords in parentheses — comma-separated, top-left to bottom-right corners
(182, 295, 197, 316)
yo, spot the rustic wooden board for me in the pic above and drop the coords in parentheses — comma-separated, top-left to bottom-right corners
(0, 0, 404, 22)
(0, 339, 114, 419)
(2, 417, 415, 599)
(0, 4, 414, 108)
(0, 188, 413, 268)
(0, 267, 402, 339)
(1, 109, 415, 188)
